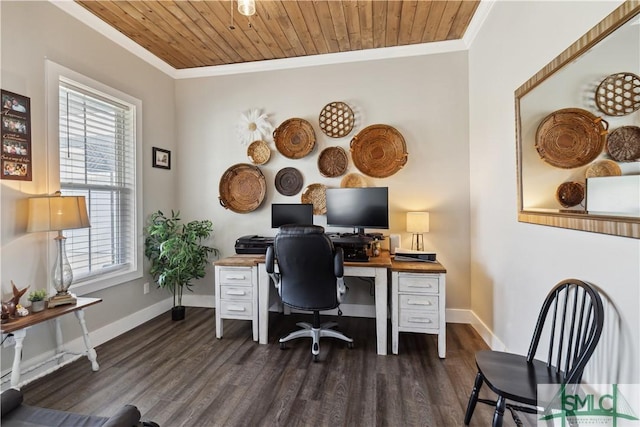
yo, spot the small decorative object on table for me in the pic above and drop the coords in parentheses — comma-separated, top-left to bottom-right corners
(27, 289, 48, 313)
(1, 281, 29, 322)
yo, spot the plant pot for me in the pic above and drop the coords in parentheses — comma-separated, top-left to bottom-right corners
(30, 300, 46, 313)
(171, 306, 185, 321)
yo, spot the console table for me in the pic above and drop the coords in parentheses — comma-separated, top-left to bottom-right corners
(0, 297, 102, 388)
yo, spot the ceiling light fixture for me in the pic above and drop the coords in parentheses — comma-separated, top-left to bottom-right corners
(238, 0, 256, 17)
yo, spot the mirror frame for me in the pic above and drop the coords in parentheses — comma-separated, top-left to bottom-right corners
(515, 0, 640, 239)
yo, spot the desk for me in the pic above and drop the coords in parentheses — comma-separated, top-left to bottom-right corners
(215, 253, 392, 355)
(0, 297, 101, 388)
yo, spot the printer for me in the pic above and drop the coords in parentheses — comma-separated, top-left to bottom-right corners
(235, 235, 274, 254)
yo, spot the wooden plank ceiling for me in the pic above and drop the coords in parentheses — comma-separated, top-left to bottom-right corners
(77, 1, 480, 70)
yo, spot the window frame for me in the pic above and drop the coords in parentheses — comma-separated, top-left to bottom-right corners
(46, 60, 143, 295)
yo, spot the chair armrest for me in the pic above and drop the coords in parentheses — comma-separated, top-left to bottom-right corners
(100, 404, 141, 427)
(1, 389, 23, 417)
(265, 246, 275, 273)
(334, 247, 344, 278)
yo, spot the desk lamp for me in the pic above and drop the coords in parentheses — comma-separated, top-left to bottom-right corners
(27, 191, 90, 307)
(406, 212, 429, 251)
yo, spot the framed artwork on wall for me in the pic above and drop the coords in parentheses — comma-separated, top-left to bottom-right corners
(152, 147, 171, 170)
(1, 89, 32, 181)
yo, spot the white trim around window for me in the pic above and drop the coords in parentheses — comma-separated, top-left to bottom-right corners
(45, 60, 143, 295)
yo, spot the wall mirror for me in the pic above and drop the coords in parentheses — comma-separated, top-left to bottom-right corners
(515, 1, 640, 239)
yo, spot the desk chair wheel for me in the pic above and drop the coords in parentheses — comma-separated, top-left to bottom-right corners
(279, 341, 286, 350)
(347, 342, 354, 349)
(313, 354, 319, 362)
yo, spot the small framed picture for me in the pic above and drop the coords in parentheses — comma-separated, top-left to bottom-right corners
(152, 147, 171, 169)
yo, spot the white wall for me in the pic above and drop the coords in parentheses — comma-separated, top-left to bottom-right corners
(0, 1, 176, 374)
(175, 53, 472, 311)
(469, 0, 639, 383)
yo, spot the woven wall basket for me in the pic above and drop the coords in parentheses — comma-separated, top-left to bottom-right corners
(535, 108, 608, 169)
(585, 159, 621, 178)
(595, 72, 640, 116)
(606, 126, 640, 162)
(273, 118, 316, 159)
(340, 173, 367, 188)
(301, 183, 327, 215)
(275, 167, 303, 196)
(318, 146, 348, 177)
(556, 181, 585, 208)
(219, 163, 266, 213)
(247, 140, 270, 165)
(350, 124, 408, 178)
(319, 101, 355, 138)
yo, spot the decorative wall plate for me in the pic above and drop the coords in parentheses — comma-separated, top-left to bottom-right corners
(275, 167, 304, 196)
(247, 140, 270, 165)
(301, 183, 327, 215)
(607, 125, 640, 162)
(273, 118, 316, 159)
(535, 108, 608, 169)
(350, 124, 408, 178)
(318, 146, 348, 177)
(319, 101, 355, 138)
(595, 72, 640, 116)
(219, 163, 266, 213)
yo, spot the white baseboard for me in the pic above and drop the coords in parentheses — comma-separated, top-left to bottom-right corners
(467, 310, 506, 351)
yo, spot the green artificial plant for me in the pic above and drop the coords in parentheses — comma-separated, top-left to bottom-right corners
(144, 210, 218, 308)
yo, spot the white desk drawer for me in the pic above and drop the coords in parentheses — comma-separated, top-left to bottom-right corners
(218, 267, 252, 285)
(399, 310, 439, 330)
(400, 294, 438, 312)
(398, 273, 439, 294)
(220, 285, 253, 301)
(220, 300, 253, 317)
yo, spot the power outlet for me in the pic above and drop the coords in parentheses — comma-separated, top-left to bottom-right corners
(143, 282, 150, 294)
(2, 333, 15, 348)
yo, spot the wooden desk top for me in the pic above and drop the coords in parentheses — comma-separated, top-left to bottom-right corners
(391, 257, 447, 273)
(214, 251, 393, 268)
(1, 297, 102, 334)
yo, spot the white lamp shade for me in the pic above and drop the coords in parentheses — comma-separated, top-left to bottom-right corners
(238, 0, 256, 16)
(27, 195, 90, 232)
(406, 212, 430, 233)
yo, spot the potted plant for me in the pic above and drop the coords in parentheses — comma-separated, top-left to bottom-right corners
(144, 210, 218, 321)
(27, 289, 48, 313)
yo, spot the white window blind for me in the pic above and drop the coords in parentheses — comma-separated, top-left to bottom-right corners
(59, 80, 136, 285)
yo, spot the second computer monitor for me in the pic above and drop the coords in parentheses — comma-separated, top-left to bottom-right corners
(271, 203, 314, 228)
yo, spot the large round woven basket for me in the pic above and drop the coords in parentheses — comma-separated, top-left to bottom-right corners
(606, 125, 640, 162)
(556, 182, 585, 208)
(595, 72, 640, 116)
(275, 167, 304, 196)
(218, 163, 266, 213)
(247, 140, 270, 165)
(535, 108, 608, 169)
(318, 146, 348, 177)
(350, 124, 408, 178)
(585, 159, 621, 178)
(319, 101, 355, 138)
(273, 118, 316, 159)
(301, 183, 327, 215)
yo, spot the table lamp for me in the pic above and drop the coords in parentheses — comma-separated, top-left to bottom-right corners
(406, 211, 429, 251)
(27, 191, 90, 307)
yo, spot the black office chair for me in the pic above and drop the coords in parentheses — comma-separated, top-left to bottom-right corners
(464, 279, 604, 427)
(265, 224, 353, 361)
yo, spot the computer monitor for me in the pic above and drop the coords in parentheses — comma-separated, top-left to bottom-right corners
(271, 203, 314, 228)
(325, 187, 389, 235)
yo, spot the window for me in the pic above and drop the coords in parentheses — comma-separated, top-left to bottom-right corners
(47, 61, 143, 294)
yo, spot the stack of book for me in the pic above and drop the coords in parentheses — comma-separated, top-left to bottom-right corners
(394, 248, 437, 262)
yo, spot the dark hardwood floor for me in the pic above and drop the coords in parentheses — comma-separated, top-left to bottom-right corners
(21, 308, 529, 426)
